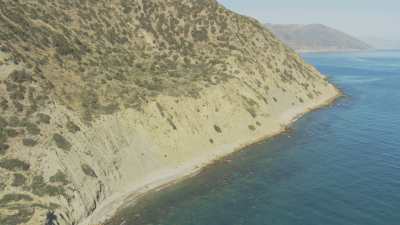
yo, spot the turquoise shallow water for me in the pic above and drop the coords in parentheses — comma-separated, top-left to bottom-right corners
(107, 50, 400, 225)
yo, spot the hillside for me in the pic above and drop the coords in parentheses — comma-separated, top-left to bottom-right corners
(0, 1, 339, 225)
(267, 23, 371, 52)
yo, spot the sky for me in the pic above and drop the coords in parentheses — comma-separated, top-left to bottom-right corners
(217, 0, 400, 40)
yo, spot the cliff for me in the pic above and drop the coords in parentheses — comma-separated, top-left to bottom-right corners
(266, 23, 371, 52)
(0, 1, 339, 225)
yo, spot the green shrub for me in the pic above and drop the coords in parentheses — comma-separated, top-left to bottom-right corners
(12, 173, 26, 187)
(37, 113, 51, 124)
(156, 102, 165, 117)
(53, 133, 72, 151)
(0, 193, 33, 205)
(0, 127, 7, 143)
(0, 98, 8, 110)
(80, 89, 99, 111)
(0, 159, 30, 171)
(31, 175, 66, 197)
(246, 108, 257, 118)
(0, 116, 7, 127)
(100, 103, 120, 115)
(167, 118, 177, 130)
(22, 138, 37, 147)
(0, 207, 34, 225)
(10, 85, 26, 101)
(13, 100, 24, 112)
(191, 28, 209, 42)
(8, 116, 20, 127)
(6, 129, 18, 138)
(66, 121, 81, 133)
(53, 33, 76, 56)
(31, 202, 61, 210)
(9, 70, 32, 83)
(214, 125, 222, 133)
(23, 122, 41, 135)
(49, 171, 69, 185)
(0, 143, 9, 155)
(81, 164, 97, 178)
(248, 125, 256, 131)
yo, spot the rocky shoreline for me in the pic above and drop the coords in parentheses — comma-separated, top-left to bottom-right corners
(82, 85, 341, 225)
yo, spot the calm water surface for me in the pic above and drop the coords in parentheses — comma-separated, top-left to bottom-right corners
(108, 51, 400, 225)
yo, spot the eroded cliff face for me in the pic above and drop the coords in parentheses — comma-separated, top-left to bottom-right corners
(0, 0, 339, 224)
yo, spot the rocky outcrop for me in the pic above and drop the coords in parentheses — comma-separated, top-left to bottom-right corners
(0, 1, 339, 225)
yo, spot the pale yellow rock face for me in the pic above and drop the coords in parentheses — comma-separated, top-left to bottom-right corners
(0, 0, 339, 225)
(79, 79, 338, 225)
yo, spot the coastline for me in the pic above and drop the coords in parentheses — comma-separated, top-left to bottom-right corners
(81, 87, 342, 225)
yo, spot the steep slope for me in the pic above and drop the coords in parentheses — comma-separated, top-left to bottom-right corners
(0, 1, 339, 225)
(267, 23, 371, 52)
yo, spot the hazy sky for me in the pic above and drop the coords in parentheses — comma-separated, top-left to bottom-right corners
(217, 0, 400, 40)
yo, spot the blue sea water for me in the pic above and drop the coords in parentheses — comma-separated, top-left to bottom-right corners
(108, 50, 400, 225)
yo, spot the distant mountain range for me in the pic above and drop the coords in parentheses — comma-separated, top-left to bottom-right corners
(361, 37, 400, 50)
(266, 23, 372, 52)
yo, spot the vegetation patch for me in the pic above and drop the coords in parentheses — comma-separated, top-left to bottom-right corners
(22, 138, 37, 147)
(246, 108, 257, 118)
(12, 173, 26, 187)
(37, 113, 51, 124)
(0, 207, 34, 225)
(81, 164, 97, 178)
(214, 125, 222, 133)
(7, 116, 20, 127)
(31, 175, 66, 197)
(49, 171, 69, 185)
(192, 28, 209, 42)
(0, 143, 9, 155)
(241, 95, 259, 107)
(156, 102, 165, 117)
(53, 133, 72, 151)
(6, 129, 18, 138)
(23, 122, 41, 135)
(167, 118, 177, 130)
(0, 127, 7, 144)
(0, 159, 30, 171)
(66, 121, 81, 133)
(9, 70, 32, 83)
(0, 193, 33, 205)
(31, 202, 61, 210)
(248, 125, 256, 131)
(0, 116, 7, 127)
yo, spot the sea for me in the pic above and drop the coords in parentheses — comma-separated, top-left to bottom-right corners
(107, 50, 400, 225)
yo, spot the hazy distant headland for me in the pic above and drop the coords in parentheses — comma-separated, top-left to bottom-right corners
(266, 23, 372, 53)
(361, 37, 400, 50)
